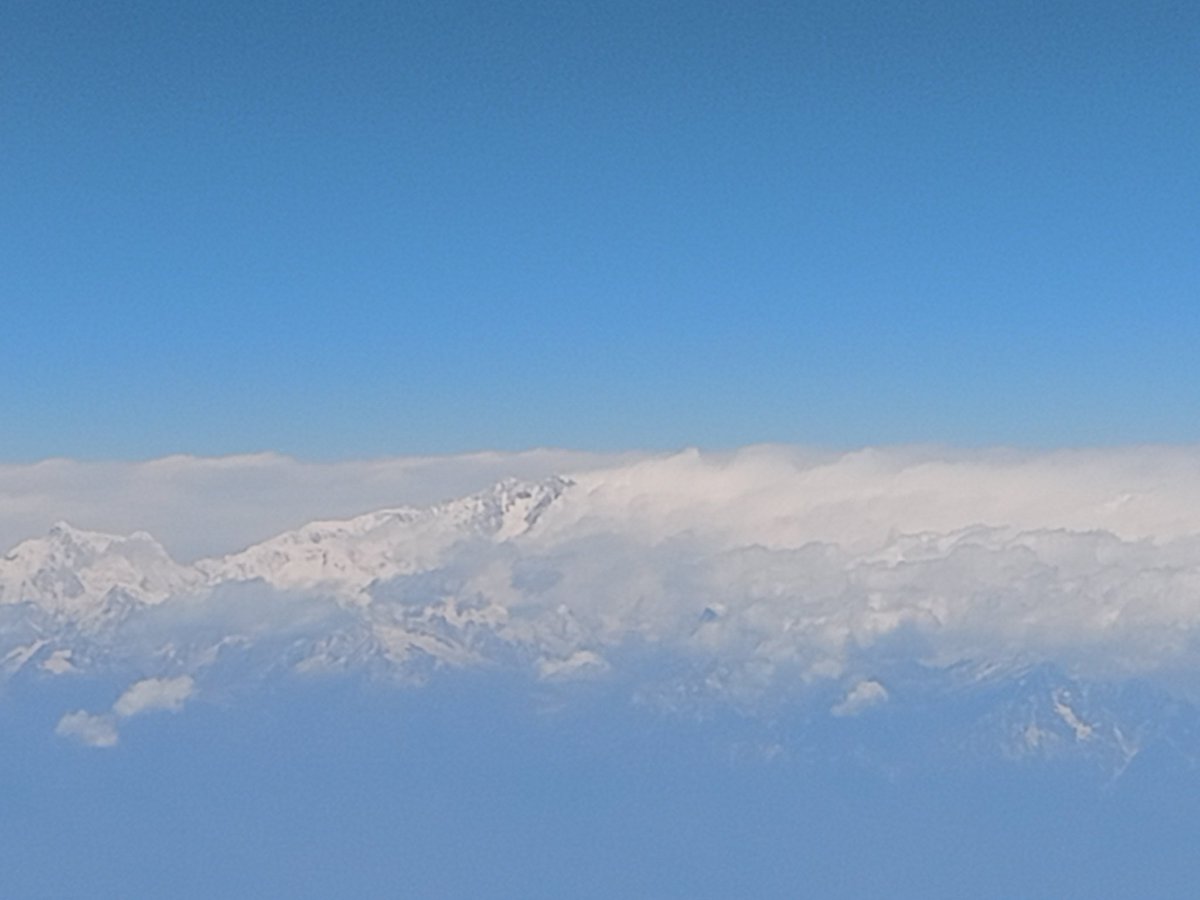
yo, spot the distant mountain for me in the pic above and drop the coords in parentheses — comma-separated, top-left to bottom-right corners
(197, 475, 574, 599)
(0, 477, 573, 618)
(0, 521, 200, 619)
(0, 477, 583, 680)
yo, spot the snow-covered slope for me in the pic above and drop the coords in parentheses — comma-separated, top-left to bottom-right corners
(0, 477, 572, 616)
(197, 476, 574, 599)
(0, 522, 199, 618)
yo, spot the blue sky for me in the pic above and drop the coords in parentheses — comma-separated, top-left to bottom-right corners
(4, 0, 1198, 460)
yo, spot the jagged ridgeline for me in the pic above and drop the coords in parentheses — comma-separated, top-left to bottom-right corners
(0, 477, 576, 670)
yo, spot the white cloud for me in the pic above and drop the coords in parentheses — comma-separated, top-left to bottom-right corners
(9, 444, 1200, 560)
(56, 711, 118, 748)
(832, 680, 889, 717)
(40, 649, 76, 674)
(113, 676, 195, 718)
(548, 444, 1200, 551)
(55, 676, 196, 749)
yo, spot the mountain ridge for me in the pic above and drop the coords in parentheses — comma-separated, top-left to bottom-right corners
(0, 475, 577, 614)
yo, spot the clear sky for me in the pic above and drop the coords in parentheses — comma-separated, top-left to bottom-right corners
(4, 0, 1198, 460)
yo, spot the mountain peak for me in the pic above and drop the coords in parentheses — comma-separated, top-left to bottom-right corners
(200, 475, 576, 597)
(438, 475, 575, 539)
(45, 520, 115, 548)
(0, 522, 194, 615)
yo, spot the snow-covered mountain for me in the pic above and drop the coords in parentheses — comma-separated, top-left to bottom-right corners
(198, 476, 573, 599)
(0, 476, 586, 688)
(0, 477, 573, 616)
(0, 522, 200, 619)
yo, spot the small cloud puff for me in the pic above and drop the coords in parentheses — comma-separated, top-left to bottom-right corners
(55, 711, 118, 748)
(56, 676, 196, 749)
(113, 675, 195, 717)
(832, 680, 889, 717)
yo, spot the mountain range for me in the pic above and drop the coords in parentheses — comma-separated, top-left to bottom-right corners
(4, 473, 1200, 771)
